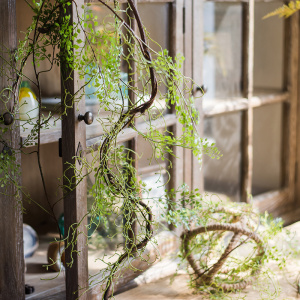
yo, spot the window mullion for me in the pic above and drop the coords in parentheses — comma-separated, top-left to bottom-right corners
(61, 0, 89, 298)
(124, 0, 138, 246)
(283, 13, 299, 200)
(183, 0, 193, 190)
(192, 0, 204, 192)
(168, 0, 184, 230)
(240, 0, 254, 202)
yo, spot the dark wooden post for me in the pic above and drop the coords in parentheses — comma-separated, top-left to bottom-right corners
(0, 0, 25, 298)
(183, 0, 193, 189)
(126, 0, 138, 247)
(61, 1, 88, 299)
(169, 0, 184, 230)
(241, 0, 254, 202)
(283, 12, 299, 201)
(192, 0, 204, 192)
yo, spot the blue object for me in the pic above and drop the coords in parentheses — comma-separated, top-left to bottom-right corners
(58, 213, 64, 237)
(23, 224, 39, 258)
(58, 214, 107, 238)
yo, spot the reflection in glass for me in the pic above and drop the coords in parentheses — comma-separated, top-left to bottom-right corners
(203, 112, 241, 202)
(252, 103, 283, 196)
(254, 3, 284, 92)
(203, 2, 242, 100)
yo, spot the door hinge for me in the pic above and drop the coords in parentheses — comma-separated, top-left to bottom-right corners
(59, 138, 62, 157)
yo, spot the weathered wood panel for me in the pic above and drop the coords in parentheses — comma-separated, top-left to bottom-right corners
(192, 0, 204, 192)
(0, 0, 25, 298)
(183, 0, 193, 189)
(18, 91, 289, 149)
(253, 1, 299, 218)
(168, 0, 184, 229)
(203, 92, 289, 117)
(240, 0, 254, 203)
(283, 13, 299, 204)
(125, 0, 138, 247)
(295, 14, 300, 206)
(61, 1, 88, 299)
(251, 92, 289, 107)
(85, 113, 177, 151)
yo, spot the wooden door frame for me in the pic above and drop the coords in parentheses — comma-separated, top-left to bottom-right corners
(253, 10, 299, 223)
(0, 0, 25, 298)
(61, 1, 89, 299)
(60, 0, 185, 298)
(198, 1, 299, 225)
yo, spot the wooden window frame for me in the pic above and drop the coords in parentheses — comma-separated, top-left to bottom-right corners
(200, 0, 299, 225)
(1, 0, 185, 299)
(1, 0, 299, 298)
(62, 1, 185, 298)
(0, 0, 25, 298)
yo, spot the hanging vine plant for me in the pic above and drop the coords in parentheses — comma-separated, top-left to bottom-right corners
(0, 0, 294, 299)
(1, 0, 218, 296)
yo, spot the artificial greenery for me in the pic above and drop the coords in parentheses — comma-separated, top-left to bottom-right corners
(264, 0, 300, 19)
(0, 0, 218, 297)
(0, 0, 293, 299)
(167, 192, 293, 299)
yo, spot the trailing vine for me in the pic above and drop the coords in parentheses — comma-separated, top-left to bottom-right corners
(0, 0, 292, 299)
(166, 191, 294, 299)
(0, 0, 219, 297)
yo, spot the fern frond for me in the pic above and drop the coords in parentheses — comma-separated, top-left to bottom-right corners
(263, 1, 300, 19)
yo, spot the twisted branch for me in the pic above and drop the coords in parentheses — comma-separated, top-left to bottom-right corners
(95, 1, 157, 298)
(181, 210, 265, 292)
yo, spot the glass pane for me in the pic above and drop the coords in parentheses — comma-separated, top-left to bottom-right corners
(22, 143, 65, 290)
(140, 173, 168, 231)
(84, 4, 124, 141)
(254, 2, 284, 92)
(138, 3, 169, 53)
(203, 112, 242, 202)
(86, 143, 128, 276)
(137, 133, 166, 173)
(137, 132, 169, 230)
(252, 103, 283, 195)
(17, 0, 61, 110)
(84, 3, 170, 140)
(138, 3, 170, 115)
(203, 2, 242, 103)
